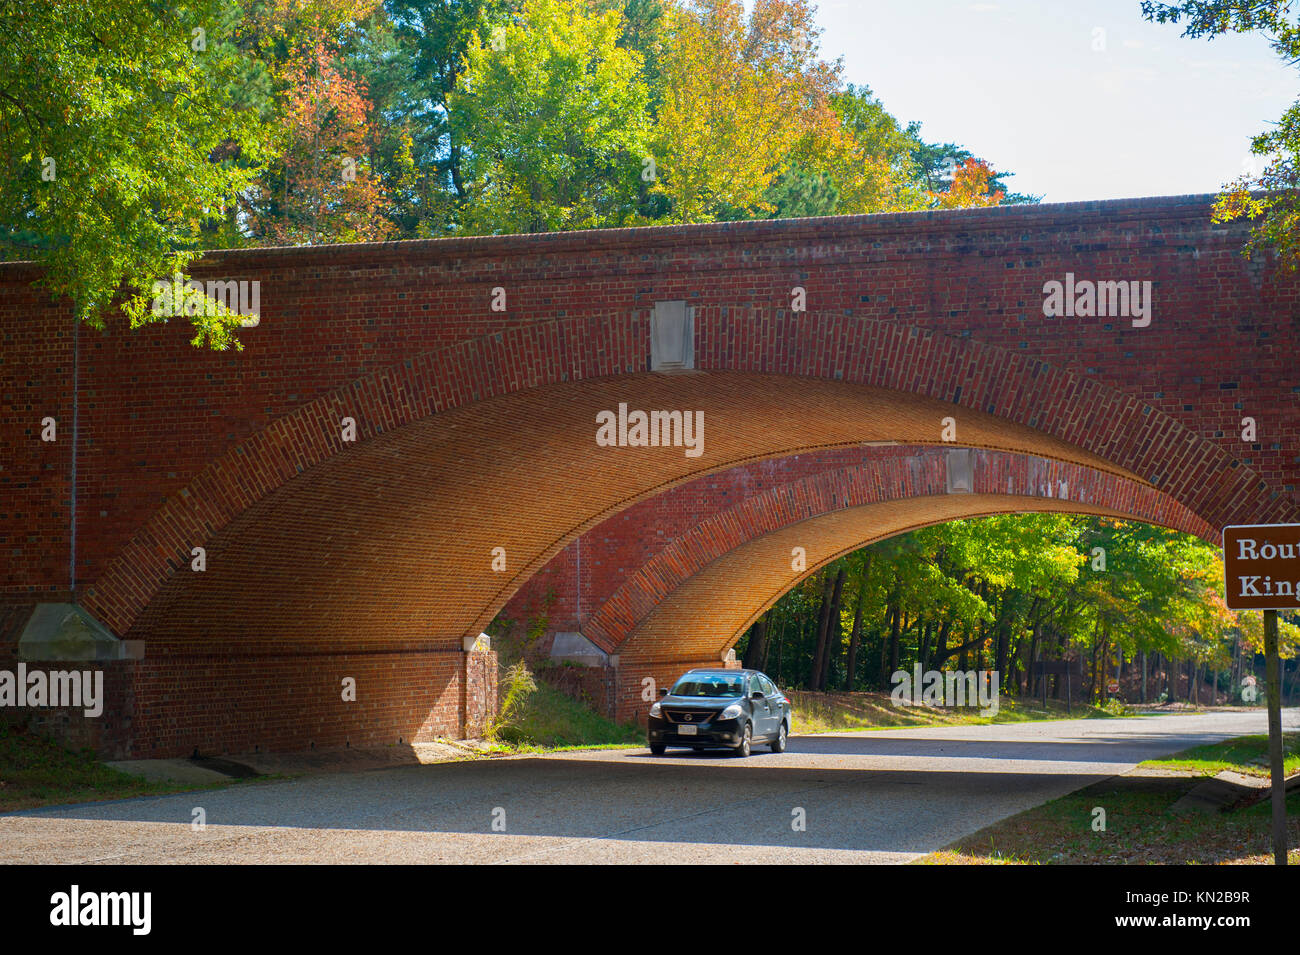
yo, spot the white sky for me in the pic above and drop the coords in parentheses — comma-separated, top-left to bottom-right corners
(809, 0, 1298, 202)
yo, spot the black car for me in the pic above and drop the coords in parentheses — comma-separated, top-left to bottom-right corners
(647, 668, 792, 757)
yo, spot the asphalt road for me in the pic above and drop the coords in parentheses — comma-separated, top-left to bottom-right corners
(3, 710, 1294, 864)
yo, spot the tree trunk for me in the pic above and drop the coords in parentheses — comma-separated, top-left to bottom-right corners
(809, 568, 836, 691)
(887, 579, 902, 678)
(995, 618, 1012, 693)
(820, 566, 846, 690)
(878, 607, 893, 690)
(1085, 623, 1100, 701)
(742, 611, 770, 671)
(931, 618, 953, 673)
(918, 620, 934, 678)
(844, 573, 867, 692)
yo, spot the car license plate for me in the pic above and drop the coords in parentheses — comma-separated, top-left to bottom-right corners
(678, 724, 698, 735)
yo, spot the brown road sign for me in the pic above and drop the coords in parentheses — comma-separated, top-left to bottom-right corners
(1223, 523, 1300, 611)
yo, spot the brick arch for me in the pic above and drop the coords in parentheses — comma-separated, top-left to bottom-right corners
(608, 491, 1168, 722)
(615, 495, 1190, 681)
(581, 447, 1212, 657)
(83, 307, 1289, 647)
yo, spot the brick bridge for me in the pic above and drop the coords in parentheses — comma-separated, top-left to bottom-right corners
(2, 194, 1297, 757)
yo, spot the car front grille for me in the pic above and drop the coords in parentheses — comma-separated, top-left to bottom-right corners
(664, 708, 720, 724)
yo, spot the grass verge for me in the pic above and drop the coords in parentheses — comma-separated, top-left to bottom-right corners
(0, 723, 237, 813)
(1138, 733, 1300, 778)
(923, 734, 1300, 864)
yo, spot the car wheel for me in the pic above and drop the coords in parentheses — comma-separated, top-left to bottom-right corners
(732, 722, 752, 758)
(649, 743, 666, 756)
(770, 722, 787, 753)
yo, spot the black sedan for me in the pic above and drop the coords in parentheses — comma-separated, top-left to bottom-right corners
(647, 668, 792, 757)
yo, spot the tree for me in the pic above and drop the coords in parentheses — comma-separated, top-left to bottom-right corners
(242, 42, 398, 243)
(449, 0, 653, 234)
(371, 0, 509, 235)
(742, 609, 772, 670)
(800, 83, 928, 215)
(1142, 1, 1300, 266)
(0, 0, 278, 347)
(747, 512, 1268, 705)
(650, 0, 839, 222)
(910, 138, 1039, 206)
(929, 158, 1005, 209)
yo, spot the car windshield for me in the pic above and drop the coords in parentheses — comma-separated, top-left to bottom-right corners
(671, 675, 744, 698)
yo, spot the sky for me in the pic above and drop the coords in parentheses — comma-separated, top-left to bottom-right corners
(809, 0, 1298, 203)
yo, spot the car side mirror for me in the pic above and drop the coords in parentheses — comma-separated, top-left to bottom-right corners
(751, 690, 764, 700)
(658, 688, 669, 698)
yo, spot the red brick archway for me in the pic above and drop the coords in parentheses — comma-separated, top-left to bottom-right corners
(73, 307, 1292, 758)
(5, 195, 1299, 756)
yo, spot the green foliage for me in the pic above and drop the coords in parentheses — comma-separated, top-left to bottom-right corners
(488, 660, 538, 738)
(1142, 1, 1300, 266)
(0, 721, 229, 811)
(1098, 697, 1131, 717)
(490, 670, 642, 747)
(372, 0, 510, 234)
(449, 0, 653, 233)
(0, 0, 277, 347)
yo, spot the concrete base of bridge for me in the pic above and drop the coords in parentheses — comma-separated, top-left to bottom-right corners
(1, 603, 498, 758)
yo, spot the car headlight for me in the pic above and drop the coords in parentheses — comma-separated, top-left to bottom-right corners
(649, 702, 662, 717)
(720, 703, 742, 719)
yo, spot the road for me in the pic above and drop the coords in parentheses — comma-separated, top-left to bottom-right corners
(2, 710, 1294, 864)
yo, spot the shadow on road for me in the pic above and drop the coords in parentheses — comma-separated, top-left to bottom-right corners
(0, 720, 1266, 854)
(778, 730, 1240, 759)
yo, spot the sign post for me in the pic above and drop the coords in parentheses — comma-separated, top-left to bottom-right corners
(1263, 609, 1286, 866)
(1223, 523, 1297, 866)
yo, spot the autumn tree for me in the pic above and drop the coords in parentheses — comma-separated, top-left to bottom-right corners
(928, 158, 1006, 209)
(787, 83, 929, 216)
(242, 42, 397, 243)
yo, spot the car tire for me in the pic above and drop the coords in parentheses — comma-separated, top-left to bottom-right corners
(770, 722, 787, 753)
(649, 743, 666, 756)
(732, 722, 752, 758)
